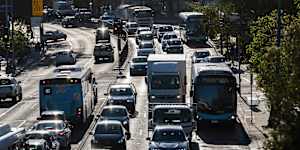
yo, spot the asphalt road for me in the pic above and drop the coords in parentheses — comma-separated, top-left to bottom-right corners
(0, 24, 265, 150)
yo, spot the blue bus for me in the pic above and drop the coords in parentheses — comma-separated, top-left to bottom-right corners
(179, 12, 208, 44)
(191, 63, 237, 128)
(39, 65, 97, 125)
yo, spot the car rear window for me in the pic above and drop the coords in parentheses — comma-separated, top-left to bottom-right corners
(0, 79, 12, 85)
(101, 108, 127, 117)
(41, 114, 64, 120)
(132, 57, 147, 63)
(159, 26, 173, 32)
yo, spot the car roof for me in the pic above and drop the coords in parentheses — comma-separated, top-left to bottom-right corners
(26, 130, 51, 135)
(41, 110, 65, 115)
(154, 104, 190, 110)
(26, 139, 46, 145)
(96, 120, 122, 126)
(126, 22, 137, 25)
(154, 125, 184, 131)
(139, 31, 153, 35)
(103, 105, 127, 110)
(36, 120, 64, 124)
(110, 84, 132, 89)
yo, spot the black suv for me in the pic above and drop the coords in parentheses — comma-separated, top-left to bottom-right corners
(93, 43, 114, 63)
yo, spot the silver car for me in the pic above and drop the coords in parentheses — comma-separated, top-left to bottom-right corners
(147, 125, 190, 150)
(0, 75, 22, 103)
(129, 56, 148, 76)
(137, 41, 155, 57)
(31, 120, 71, 149)
(55, 49, 76, 66)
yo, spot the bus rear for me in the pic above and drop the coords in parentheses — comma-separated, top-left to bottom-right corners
(39, 78, 83, 124)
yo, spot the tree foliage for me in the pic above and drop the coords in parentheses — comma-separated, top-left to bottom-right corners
(246, 8, 300, 150)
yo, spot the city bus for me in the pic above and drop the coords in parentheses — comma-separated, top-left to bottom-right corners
(190, 63, 237, 128)
(178, 12, 208, 44)
(39, 65, 97, 125)
(132, 6, 154, 27)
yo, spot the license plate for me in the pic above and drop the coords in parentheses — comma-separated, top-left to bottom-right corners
(211, 120, 219, 123)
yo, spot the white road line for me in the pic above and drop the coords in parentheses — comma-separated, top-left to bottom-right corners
(139, 129, 143, 136)
(17, 120, 27, 128)
(143, 112, 147, 118)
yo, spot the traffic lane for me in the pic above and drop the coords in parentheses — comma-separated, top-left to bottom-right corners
(0, 24, 98, 129)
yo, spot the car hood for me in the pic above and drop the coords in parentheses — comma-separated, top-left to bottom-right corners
(150, 141, 188, 149)
(94, 134, 123, 141)
(109, 95, 134, 100)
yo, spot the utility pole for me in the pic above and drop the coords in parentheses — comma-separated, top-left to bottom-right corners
(250, 71, 253, 124)
(10, 0, 15, 76)
(276, 0, 282, 47)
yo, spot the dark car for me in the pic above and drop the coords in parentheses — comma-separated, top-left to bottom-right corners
(98, 105, 130, 131)
(31, 120, 71, 149)
(62, 16, 78, 28)
(95, 27, 111, 43)
(129, 56, 147, 76)
(147, 125, 190, 150)
(90, 120, 130, 149)
(191, 50, 211, 63)
(42, 30, 67, 42)
(204, 55, 226, 63)
(93, 43, 114, 63)
(105, 83, 137, 114)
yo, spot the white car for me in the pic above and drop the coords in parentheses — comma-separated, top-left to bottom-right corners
(0, 75, 22, 102)
(136, 30, 154, 45)
(157, 25, 174, 42)
(55, 49, 76, 66)
(137, 41, 155, 57)
(125, 22, 138, 35)
(161, 32, 178, 51)
(164, 38, 184, 54)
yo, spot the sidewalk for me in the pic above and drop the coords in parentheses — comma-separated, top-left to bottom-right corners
(209, 39, 269, 149)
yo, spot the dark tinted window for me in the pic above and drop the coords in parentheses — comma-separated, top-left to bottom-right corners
(110, 87, 133, 96)
(194, 51, 210, 58)
(95, 124, 122, 134)
(132, 57, 147, 63)
(101, 108, 127, 117)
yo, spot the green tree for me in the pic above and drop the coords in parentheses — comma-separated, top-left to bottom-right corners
(246, 9, 300, 150)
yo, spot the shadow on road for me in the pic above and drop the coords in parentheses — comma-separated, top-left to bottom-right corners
(70, 116, 93, 144)
(0, 100, 17, 108)
(186, 43, 212, 49)
(196, 122, 251, 145)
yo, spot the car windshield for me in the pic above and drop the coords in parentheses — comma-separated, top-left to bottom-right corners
(132, 57, 147, 63)
(35, 122, 64, 130)
(140, 34, 153, 40)
(164, 34, 177, 40)
(152, 129, 186, 142)
(153, 108, 192, 123)
(168, 40, 181, 45)
(101, 108, 127, 117)
(139, 43, 153, 49)
(41, 114, 64, 120)
(151, 75, 180, 89)
(159, 26, 173, 32)
(110, 87, 133, 96)
(26, 134, 45, 140)
(0, 79, 12, 85)
(195, 51, 210, 58)
(95, 124, 122, 134)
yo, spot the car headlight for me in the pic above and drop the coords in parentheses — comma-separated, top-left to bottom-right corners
(117, 137, 125, 143)
(150, 96, 156, 99)
(126, 99, 133, 102)
(176, 95, 181, 99)
(123, 120, 128, 125)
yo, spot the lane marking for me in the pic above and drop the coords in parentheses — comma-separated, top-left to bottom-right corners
(17, 120, 27, 128)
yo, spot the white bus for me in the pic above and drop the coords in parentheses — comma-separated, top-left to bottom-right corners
(179, 12, 208, 44)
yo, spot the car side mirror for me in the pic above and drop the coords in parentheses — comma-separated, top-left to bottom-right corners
(104, 93, 108, 96)
(190, 90, 194, 97)
(146, 137, 150, 140)
(126, 132, 131, 140)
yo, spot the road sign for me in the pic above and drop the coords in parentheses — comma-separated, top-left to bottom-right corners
(32, 0, 43, 17)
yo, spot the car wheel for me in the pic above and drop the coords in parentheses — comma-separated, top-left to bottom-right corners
(18, 93, 22, 101)
(12, 96, 17, 103)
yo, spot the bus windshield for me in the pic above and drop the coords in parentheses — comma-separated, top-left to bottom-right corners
(194, 76, 236, 112)
(151, 75, 180, 89)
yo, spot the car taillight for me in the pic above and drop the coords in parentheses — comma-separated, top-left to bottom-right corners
(58, 131, 65, 136)
(76, 107, 82, 117)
